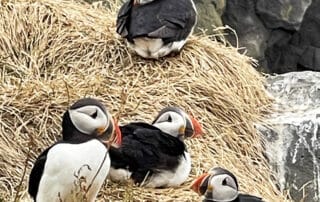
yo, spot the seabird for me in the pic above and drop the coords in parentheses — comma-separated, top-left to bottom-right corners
(116, 0, 197, 59)
(191, 167, 264, 202)
(28, 98, 122, 202)
(108, 106, 203, 188)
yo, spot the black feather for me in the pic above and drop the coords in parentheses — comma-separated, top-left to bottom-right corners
(109, 122, 186, 184)
(116, 0, 197, 44)
(28, 146, 52, 199)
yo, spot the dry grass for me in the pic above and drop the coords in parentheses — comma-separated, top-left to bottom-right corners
(0, 0, 289, 201)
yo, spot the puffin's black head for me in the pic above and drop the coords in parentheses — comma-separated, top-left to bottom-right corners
(191, 167, 239, 202)
(62, 98, 122, 147)
(152, 106, 203, 139)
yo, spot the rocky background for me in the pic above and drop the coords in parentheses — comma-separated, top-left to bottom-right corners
(258, 72, 320, 202)
(85, 0, 320, 201)
(194, 0, 320, 74)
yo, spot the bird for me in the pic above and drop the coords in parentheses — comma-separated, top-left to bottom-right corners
(28, 98, 122, 202)
(108, 106, 203, 188)
(191, 167, 264, 202)
(116, 0, 197, 59)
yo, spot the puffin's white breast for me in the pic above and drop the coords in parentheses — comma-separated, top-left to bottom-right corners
(143, 151, 191, 188)
(36, 139, 110, 202)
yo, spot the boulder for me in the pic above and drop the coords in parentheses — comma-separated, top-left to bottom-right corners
(258, 71, 320, 202)
(256, 0, 312, 31)
(193, 0, 226, 34)
(221, 0, 270, 64)
(264, 29, 303, 73)
(293, 0, 320, 71)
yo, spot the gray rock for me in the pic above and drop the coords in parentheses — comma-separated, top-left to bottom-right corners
(221, 0, 270, 63)
(293, 0, 320, 71)
(258, 71, 320, 202)
(264, 29, 303, 73)
(193, 0, 226, 34)
(256, 0, 312, 31)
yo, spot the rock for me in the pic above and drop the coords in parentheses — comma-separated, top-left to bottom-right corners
(258, 71, 320, 202)
(221, 0, 270, 64)
(256, 0, 312, 31)
(193, 0, 226, 34)
(264, 29, 303, 73)
(293, 0, 320, 71)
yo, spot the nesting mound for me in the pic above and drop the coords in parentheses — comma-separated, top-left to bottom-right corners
(0, 0, 288, 201)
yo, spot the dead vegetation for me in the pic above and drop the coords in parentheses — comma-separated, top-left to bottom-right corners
(0, 0, 289, 201)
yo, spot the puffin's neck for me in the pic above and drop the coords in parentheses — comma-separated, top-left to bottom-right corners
(62, 130, 94, 143)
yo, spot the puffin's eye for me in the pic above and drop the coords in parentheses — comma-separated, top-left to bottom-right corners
(168, 115, 172, 122)
(222, 178, 227, 186)
(90, 110, 98, 119)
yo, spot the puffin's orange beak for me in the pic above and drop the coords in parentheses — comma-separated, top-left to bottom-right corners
(103, 118, 122, 148)
(191, 117, 203, 138)
(96, 126, 107, 135)
(112, 118, 122, 147)
(190, 173, 209, 195)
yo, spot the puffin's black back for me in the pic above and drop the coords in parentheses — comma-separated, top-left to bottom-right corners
(109, 122, 186, 183)
(28, 146, 52, 199)
(237, 194, 264, 202)
(117, 0, 197, 44)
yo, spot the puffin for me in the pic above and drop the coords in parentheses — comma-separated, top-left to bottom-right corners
(116, 0, 197, 59)
(191, 167, 264, 202)
(28, 98, 122, 202)
(108, 106, 203, 188)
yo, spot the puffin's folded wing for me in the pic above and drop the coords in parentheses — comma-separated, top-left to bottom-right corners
(28, 147, 51, 199)
(147, 14, 190, 39)
(238, 194, 264, 202)
(133, 127, 186, 157)
(116, 0, 132, 37)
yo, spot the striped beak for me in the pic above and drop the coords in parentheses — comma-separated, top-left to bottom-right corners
(111, 119, 122, 147)
(102, 119, 122, 148)
(190, 116, 203, 138)
(191, 173, 210, 195)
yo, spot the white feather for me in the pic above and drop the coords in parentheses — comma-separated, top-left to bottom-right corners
(152, 111, 186, 137)
(129, 38, 186, 59)
(208, 174, 239, 201)
(36, 140, 110, 202)
(143, 152, 191, 188)
(108, 167, 132, 182)
(69, 105, 108, 135)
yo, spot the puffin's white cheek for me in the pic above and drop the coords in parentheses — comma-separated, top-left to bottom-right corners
(69, 111, 98, 135)
(211, 187, 238, 201)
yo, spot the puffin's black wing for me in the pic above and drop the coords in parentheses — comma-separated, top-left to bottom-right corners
(116, 0, 133, 37)
(122, 0, 197, 43)
(120, 122, 186, 156)
(238, 194, 264, 202)
(109, 122, 186, 183)
(28, 146, 52, 199)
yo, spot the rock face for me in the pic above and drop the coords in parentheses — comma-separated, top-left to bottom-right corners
(221, 0, 270, 68)
(258, 71, 320, 202)
(256, 0, 312, 31)
(220, 0, 320, 73)
(193, 0, 226, 34)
